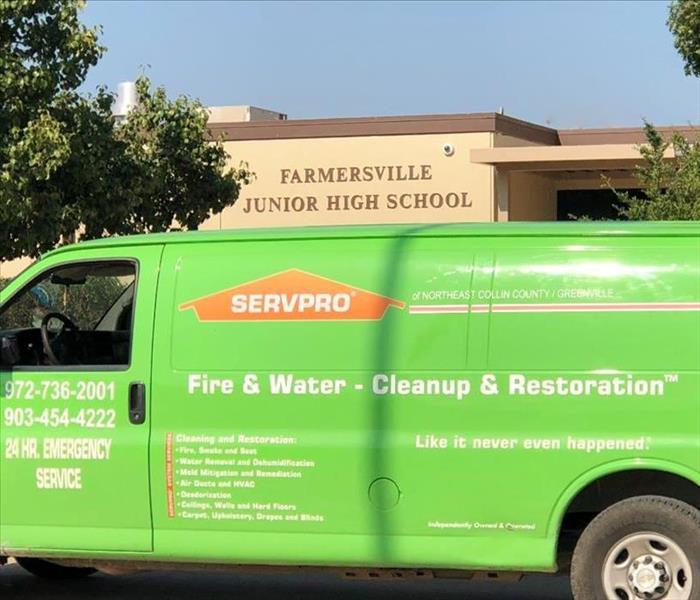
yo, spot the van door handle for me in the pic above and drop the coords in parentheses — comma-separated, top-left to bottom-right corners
(129, 382, 147, 425)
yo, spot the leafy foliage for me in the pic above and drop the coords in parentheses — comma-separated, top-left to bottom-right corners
(0, 0, 248, 262)
(606, 123, 700, 220)
(96, 77, 251, 237)
(669, 0, 700, 77)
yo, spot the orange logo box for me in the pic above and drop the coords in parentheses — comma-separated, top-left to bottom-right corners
(179, 269, 405, 322)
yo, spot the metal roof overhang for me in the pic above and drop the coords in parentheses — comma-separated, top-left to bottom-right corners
(470, 144, 675, 172)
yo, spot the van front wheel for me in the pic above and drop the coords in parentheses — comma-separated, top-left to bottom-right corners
(16, 557, 97, 580)
(571, 495, 700, 600)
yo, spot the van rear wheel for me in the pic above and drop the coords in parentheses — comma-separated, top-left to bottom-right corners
(570, 495, 700, 600)
(16, 557, 97, 580)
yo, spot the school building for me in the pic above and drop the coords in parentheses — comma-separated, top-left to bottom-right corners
(2, 106, 698, 278)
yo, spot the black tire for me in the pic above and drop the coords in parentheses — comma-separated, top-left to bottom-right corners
(16, 557, 97, 580)
(571, 495, 700, 600)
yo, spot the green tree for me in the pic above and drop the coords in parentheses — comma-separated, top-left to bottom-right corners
(607, 123, 700, 221)
(668, 0, 700, 77)
(604, 3, 700, 221)
(0, 0, 248, 262)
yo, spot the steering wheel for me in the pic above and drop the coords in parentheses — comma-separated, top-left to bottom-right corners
(40, 312, 78, 366)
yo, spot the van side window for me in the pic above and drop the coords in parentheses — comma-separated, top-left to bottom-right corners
(0, 261, 136, 369)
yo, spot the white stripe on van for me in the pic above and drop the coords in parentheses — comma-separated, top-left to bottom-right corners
(408, 302, 700, 315)
(408, 304, 469, 314)
(491, 302, 700, 313)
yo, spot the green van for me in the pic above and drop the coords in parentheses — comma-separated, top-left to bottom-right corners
(1, 222, 699, 600)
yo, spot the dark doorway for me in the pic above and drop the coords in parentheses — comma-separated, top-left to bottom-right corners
(557, 189, 645, 221)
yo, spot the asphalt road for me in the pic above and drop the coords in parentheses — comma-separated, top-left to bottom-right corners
(0, 563, 574, 600)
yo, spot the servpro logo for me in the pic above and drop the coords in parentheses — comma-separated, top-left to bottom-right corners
(179, 269, 405, 322)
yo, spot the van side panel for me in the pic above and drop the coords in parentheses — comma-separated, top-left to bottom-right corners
(484, 236, 700, 539)
(151, 236, 537, 568)
(146, 233, 699, 571)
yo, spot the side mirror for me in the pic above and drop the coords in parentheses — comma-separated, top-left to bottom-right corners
(1, 335, 21, 367)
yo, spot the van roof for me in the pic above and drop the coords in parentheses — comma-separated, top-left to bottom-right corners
(44, 221, 700, 258)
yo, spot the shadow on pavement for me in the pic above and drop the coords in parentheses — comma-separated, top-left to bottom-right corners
(0, 564, 573, 600)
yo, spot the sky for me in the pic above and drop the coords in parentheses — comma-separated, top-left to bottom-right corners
(80, 0, 700, 129)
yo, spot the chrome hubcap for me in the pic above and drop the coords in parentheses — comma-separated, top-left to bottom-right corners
(627, 554, 671, 598)
(603, 532, 693, 600)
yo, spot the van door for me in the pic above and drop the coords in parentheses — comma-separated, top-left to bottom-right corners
(147, 235, 476, 566)
(0, 246, 162, 552)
